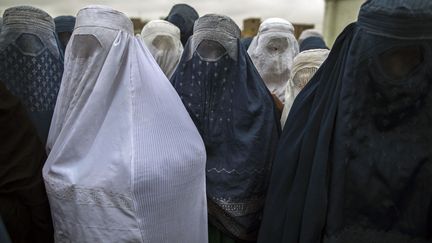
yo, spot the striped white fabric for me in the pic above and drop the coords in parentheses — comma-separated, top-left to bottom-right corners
(43, 5, 208, 243)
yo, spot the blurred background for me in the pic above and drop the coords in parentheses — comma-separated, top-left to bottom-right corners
(0, 0, 365, 46)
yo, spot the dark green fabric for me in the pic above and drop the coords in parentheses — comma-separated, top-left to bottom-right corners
(0, 81, 53, 243)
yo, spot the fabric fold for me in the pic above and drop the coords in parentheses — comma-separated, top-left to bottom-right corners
(44, 5, 208, 243)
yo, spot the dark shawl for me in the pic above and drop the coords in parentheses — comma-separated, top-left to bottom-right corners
(166, 4, 199, 46)
(299, 36, 328, 52)
(0, 6, 63, 144)
(241, 37, 253, 50)
(171, 14, 280, 241)
(258, 0, 432, 242)
(0, 81, 53, 243)
(54, 15, 76, 52)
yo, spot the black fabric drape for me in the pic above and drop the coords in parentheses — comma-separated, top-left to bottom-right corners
(258, 0, 432, 242)
(0, 81, 53, 243)
(166, 4, 199, 46)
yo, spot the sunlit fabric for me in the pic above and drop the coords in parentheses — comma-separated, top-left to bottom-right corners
(44, 6, 208, 242)
(141, 20, 183, 79)
(258, 0, 432, 242)
(0, 81, 53, 243)
(280, 49, 329, 128)
(0, 6, 63, 144)
(248, 18, 299, 102)
(171, 14, 280, 241)
(166, 3, 199, 46)
(54, 15, 75, 53)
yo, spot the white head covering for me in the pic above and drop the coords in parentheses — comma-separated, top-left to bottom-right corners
(43, 6, 208, 242)
(248, 18, 299, 102)
(280, 49, 330, 128)
(298, 29, 324, 45)
(141, 20, 183, 79)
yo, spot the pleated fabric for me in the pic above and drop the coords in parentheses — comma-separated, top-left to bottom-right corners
(44, 5, 208, 243)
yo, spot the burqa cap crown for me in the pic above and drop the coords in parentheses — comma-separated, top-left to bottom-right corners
(358, 0, 432, 39)
(194, 14, 240, 39)
(3, 6, 54, 32)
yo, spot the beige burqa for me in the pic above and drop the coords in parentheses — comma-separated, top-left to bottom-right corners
(248, 18, 299, 102)
(141, 20, 183, 79)
(281, 49, 330, 128)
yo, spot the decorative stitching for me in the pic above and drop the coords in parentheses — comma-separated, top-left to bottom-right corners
(45, 179, 134, 211)
(207, 167, 266, 175)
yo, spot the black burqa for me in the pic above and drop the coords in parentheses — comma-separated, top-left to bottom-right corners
(0, 81, 53, 243)
(171, 14, 280, 241)
(166, 3, 199, 46)
(258, 0, 432, 242)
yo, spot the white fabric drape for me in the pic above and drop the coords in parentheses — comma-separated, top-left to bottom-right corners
(43, 6, 208, 243)
(141, 20, 183, 79)
(248, 18, 299, 102)
(280, 49, 330, 128)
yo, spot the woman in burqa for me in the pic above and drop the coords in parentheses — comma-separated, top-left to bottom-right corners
(44, 6, 208, 242)
(0, 6, 63, 144)
(258, 0, 432, 242)
(171, 14, 280, 242)
(280, 49, 329, 128)
(0, 81, 53, 243)
(248, 18, 299, 103)
(298, 29, 328, 52)
(166, 3, 199, 46)
(300, 37, 328, 52)
(54, 15, 76, 53)
(141, 20, 183, 79)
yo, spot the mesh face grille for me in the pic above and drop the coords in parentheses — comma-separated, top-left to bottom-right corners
(293, 67, 318, 89)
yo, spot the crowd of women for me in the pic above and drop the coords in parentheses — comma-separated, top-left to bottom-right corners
(0, 0, 431, 242)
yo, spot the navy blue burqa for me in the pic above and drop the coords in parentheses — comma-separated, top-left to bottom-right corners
(299, 36, 328, 52)
(54, 15, 75, 53)
(258, 0, 432, 242)
(166, 4, 199, 46)
(0, 6, 63, 144)
(171, 14, 280, 241)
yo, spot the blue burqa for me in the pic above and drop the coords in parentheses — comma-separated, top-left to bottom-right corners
(0, 6, 63, 144)
(171, 14, 280, 241)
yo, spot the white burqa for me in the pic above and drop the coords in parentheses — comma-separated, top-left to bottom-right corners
(280, 49, 330, 128)
(248, 18, 299, 102)
(141, 20, 183, 79)
(43, 6, 208, 243)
